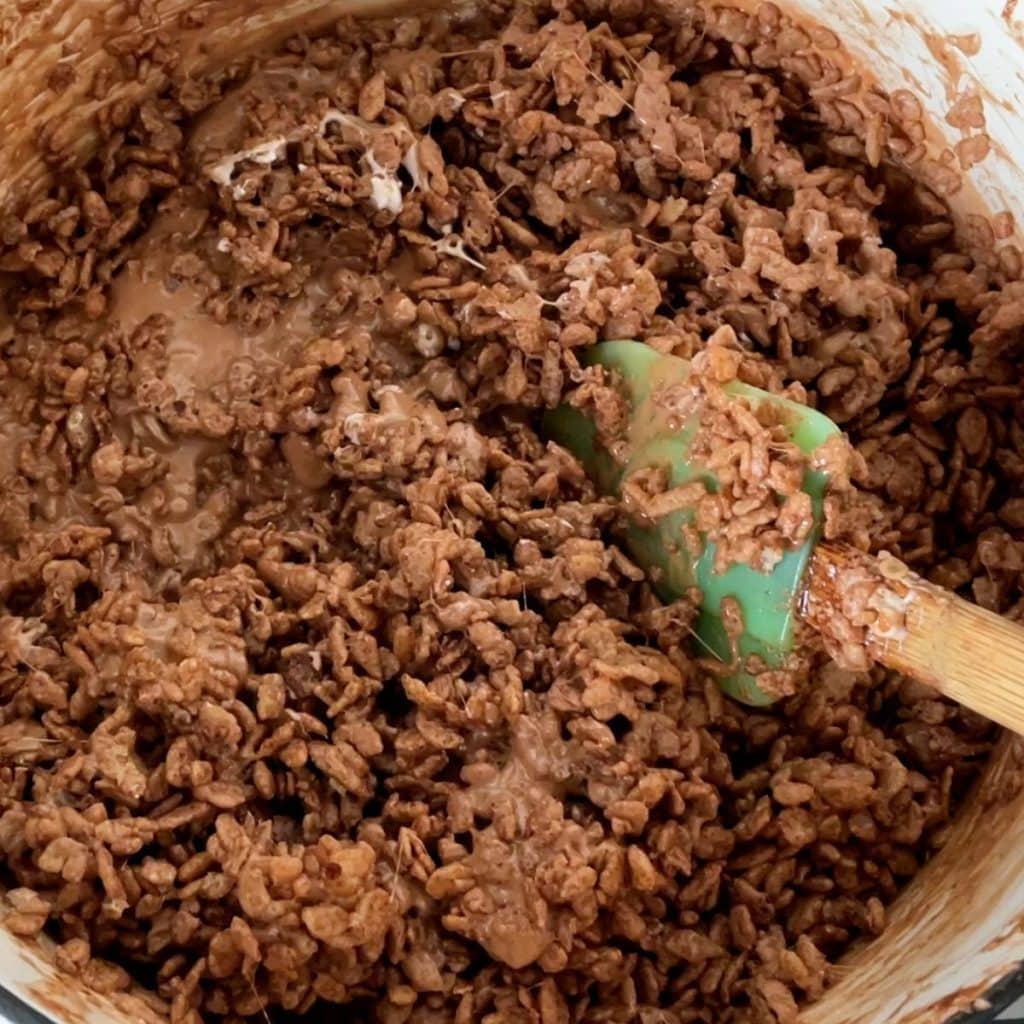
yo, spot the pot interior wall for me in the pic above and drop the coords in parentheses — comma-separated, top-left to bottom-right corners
(1, 2, 1024, 1023)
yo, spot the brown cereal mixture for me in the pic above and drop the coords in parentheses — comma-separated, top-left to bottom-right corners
(0, 0, 1014, 1021)
(599, 325, 866, 698)
(614, 324, 860, 578)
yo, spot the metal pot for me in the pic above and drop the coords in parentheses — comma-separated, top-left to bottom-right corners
(1, 1, 1023, 1022)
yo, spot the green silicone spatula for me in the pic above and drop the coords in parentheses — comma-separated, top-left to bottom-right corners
(543, 341, 1024, 732)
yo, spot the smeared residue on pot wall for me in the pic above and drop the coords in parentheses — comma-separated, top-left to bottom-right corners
(0, 0, 426, 212)
(802, 734, 1024, 1024)
(0, 903, 163, 1024)
(792, 0, 1024, 252)
(1002, 0, 1024, 48)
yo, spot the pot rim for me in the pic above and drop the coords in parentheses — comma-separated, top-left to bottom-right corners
(0, 969, 1021, 1024)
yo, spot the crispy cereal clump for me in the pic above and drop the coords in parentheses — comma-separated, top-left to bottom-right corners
(616, 324, 854, 580)
(0, 1, 1013, 1021)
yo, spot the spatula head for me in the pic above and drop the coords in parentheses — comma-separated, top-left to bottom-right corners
(544, 341, 840, 705)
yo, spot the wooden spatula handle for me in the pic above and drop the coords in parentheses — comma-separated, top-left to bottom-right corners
(802, 544, 1024, 734)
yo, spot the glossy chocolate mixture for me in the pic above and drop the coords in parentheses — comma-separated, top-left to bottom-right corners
(0, 1, 1018, 1021)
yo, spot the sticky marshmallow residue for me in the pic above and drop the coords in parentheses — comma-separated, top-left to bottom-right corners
(321, 108, 408, 214)
(208, 137, 289, 188)
(207, 108, 425, 215)
(402, 141, 426, 192)
(432, 227, 486, 270)
(365, 152, 404, 215)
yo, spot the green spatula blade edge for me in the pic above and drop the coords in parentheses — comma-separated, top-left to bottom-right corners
(543, 341, 841, 706)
